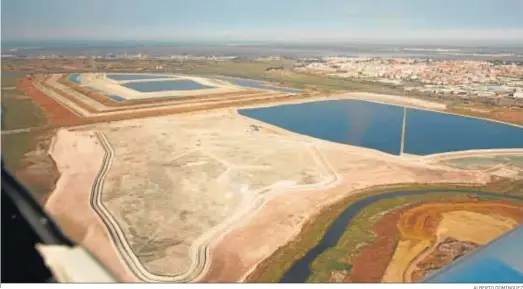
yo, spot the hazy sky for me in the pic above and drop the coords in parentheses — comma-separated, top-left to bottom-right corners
(2, 0, 523, 43)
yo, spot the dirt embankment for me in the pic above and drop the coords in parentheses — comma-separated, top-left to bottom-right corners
(447, 106, 523, 127)
(59, 76, 272, 108)
(18, 76, 81, 126)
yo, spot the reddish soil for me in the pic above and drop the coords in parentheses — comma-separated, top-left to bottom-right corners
(40, 81, 98, 114)
(400, 207, 441, 241)
(448, 106, 523, 126)
(81, 92, 307, 125)
(349, 205, 411, 282)
(14, 74, 315, 132)
(17, 76, 81, 126)
(349, 199, 523, 283)
(34, 91, 309, 133)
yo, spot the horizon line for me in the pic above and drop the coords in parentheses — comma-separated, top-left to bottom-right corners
(3, 39, 523, 47)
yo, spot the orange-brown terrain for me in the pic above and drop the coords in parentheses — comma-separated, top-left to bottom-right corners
(448, 106, 523, 127)
(28, 73, 319, 126)
(349, 206, 407, 282)
(350, 199, 523, 283)
(15, 74, 319, 132)
(18, 76, 81, 126)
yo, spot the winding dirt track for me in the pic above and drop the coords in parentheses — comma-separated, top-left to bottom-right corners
(90, 131, 338, 282)
(90, 132, 211, 282)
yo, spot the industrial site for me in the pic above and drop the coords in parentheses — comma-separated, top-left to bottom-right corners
(3, 69, 523, 283)
(4, 0, 523, 283)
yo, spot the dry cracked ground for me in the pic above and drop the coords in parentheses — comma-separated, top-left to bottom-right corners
(91, 111, 333, 277)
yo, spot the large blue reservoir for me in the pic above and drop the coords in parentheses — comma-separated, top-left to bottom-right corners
(239, 99, 523, 155)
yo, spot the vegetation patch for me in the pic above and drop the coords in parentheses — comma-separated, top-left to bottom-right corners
(1, 72, 47, 130)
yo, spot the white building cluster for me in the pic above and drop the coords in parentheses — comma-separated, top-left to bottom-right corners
(297, 57, 523, 98)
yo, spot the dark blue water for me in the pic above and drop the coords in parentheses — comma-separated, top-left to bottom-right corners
(67, 73, 123, 101)
(240, 100, 404, 155)
(68, 73, 81, 84)
(107, 95, 126, 102)
(279, 190, 523, 283)
(107, 74, 173, 81)
(405, 109, 523, 155)
(239, 100, 523, 156)
(218, 77, 303, 94)
(122, 80, 214, 92)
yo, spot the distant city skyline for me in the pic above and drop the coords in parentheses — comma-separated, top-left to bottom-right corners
(2, 0, 523, 44)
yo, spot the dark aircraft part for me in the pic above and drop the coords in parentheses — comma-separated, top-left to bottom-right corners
(1, 163, 73, 282)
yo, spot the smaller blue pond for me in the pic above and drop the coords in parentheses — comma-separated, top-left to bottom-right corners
(68, 73, 81, 84)
(107, 95, 127, 102)
(218, 77, 302, 94)
(107, 74, 173, 81)
(122, 80, 214, 92)
(83, 85, 123, 102)
(405, 109, 523, 155)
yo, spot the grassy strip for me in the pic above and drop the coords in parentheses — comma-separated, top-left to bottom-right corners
(246, 181, 523, 283)
(1, 129, 58, 201)
(1, 73, 47, 130)
(2, 132, 37, 173)
(184, 61, 401, 93)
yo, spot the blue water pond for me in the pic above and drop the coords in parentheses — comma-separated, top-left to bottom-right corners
(239, 99, 523, 156)
(107, 74, 174, 81)
(121, 80, 214, 92)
